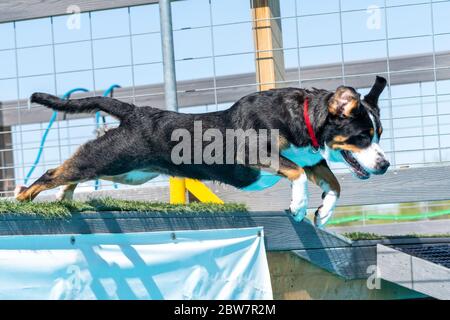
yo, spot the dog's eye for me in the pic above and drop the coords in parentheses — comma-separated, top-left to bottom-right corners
(347, 134, 371, 148)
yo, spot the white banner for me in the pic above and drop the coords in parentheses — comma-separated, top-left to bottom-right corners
(0, 227, 272, 300)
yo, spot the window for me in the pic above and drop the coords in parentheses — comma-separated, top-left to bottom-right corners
(0, 50, 16, 79)
(172, 0, 210, 29)
(215, 53, 255, 77)
(432, 2, 450, 34)
(15, 18, 52, 47)
(17, 46, 53, 77)
(174, 28, 212, 60)
(0, 23, 15, 50)
(91, 8, 130, 39)
(298, 0, 339, 15)
(19, 75, 55, 98)
(176, 58, 214, 81)
(130, 4, 160, 34)
(56, 71, 94, 94)
(55, 42, 92, 73)
(298, 13, 341, 47)
(132, 34, 162, 64)
(344, 41, 387, 75)
(281, 18, 298, 50)
(341, 0, 384, 11)
(133, 63, 164, 86)
(93, 38, 131, 69)
(388, 37, 433, 71)
(94, 66, 133, 91)
(0, 79, 17, 101)
(211, 0, 251, 25)
(300, 44, 342, 68)
(213, 23, 254, 55)
(341, 9, 386, 43)
(53, 13, 91, 43)
(387, 4, 431, 38)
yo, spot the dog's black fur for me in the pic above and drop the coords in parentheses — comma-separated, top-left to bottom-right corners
(16, 76, 388, 201)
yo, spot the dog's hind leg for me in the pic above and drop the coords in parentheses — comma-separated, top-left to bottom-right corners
(304, 160, 341, 228)
(15, 158, 90, 202)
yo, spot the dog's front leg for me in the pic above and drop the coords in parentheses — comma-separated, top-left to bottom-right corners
(275, 156, 309, 222)
(289, 173, 309, 222)
(305, 160, 341, 228)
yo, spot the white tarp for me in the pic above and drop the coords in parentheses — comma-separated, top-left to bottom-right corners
(0, 227, 272, 300)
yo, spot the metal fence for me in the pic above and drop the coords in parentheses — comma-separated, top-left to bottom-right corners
(0, 0, 450, 197)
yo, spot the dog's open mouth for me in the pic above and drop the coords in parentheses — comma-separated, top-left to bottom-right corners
(341, 150, 370, 180)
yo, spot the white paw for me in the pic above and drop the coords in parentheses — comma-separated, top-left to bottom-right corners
(56, 186, 74, 201)
(55, 189, 65, 201)
(14, 185, 27, 198)
(290, 174, 309, 223)
(314, 207, 334, 229)
(314, 191, 338, 228)
(290, 199, 308, 222)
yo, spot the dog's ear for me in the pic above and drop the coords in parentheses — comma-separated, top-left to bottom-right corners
(363, 76, 387, 108)
(328, 86, 360, 117)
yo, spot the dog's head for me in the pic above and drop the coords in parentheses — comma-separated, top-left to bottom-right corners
(321, 76, 390, 179)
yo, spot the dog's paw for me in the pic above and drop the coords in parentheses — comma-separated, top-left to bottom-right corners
(14, 185, 29, 202)
(314, 206, 334, 229)
(313, 191, 338, 228)
(14, 185, 26, 198)
(289, 200, 308, 223)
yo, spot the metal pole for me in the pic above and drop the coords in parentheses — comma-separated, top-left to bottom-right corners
(159, 0, 178, 112)
(159, 0, 186, 203)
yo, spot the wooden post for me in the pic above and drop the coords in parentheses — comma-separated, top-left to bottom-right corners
(251, 0, 285, 91)
(0, 125, 15, 197)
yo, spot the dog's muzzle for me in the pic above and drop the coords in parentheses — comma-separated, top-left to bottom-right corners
(374, 158, 390, 175)
(341, 149, 390, 179)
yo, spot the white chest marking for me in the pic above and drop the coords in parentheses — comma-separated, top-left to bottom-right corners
(281, 145, 324, 167)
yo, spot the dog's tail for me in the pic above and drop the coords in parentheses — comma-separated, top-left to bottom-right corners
(30, 92, 135, 120)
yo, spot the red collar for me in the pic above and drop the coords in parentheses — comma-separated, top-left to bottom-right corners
(303, 97, 320, 149)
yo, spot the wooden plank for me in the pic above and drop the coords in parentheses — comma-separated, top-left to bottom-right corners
(2, 51, 450, 126)
(0, 125, 14, 196)
(251, 0, 285, 91)
(0, 0, 159, 23)
(377, 244, 450, 299)
(0, 211, 351, 251)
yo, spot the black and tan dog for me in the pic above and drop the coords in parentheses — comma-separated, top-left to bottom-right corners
(16, 76, 389, 228)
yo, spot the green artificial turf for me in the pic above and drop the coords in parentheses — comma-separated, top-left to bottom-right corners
(0, 197, 247, 218)
(344, 231, 450, 241)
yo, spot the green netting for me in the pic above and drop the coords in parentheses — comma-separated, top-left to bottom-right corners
(328, 209, 450, 225)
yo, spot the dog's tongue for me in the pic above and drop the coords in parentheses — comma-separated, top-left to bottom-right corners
(341, 150, 370, 180)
